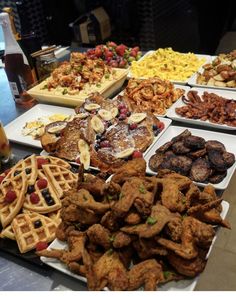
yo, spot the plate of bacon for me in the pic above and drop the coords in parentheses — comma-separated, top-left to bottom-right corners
(166, 88, 236, 130)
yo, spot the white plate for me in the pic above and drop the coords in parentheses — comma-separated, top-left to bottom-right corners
(40, 117, 172, 170)
(128, 51, 211, 85)
(166, 87, 236, 130)
(114, 85, 191, 117)
(4, 104, 74, 148)
(187, 56, 236, 91)
(40, 201, 229, 291)
(144, 126, 236, 190)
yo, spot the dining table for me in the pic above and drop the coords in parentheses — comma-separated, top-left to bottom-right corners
(1, 63, 236, 291)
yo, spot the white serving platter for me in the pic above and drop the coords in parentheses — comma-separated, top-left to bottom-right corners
(128, 51, 211, 85)
(187, 56, 236, 91)
(144, 125, 236, 190)
(4, 104, 74, 148)
(114, 85, 191, 117)
(166, 87, 236, 130)
(40, 200, 229, 291)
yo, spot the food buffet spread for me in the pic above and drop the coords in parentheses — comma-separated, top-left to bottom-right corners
(1, 45, 236, 291)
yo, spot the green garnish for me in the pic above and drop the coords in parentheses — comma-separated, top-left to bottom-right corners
(107, 194, 114, 201)
(107, 248, 113, 255)
(96, 83, 101, 88)
(104, 73, 110, 79)
(146, 216, 157, 225)
(62, 89, 68, 95)
(139, 184, 147, 194)
(163, 271, 171, 279)
(109, 235, 115, 242)
(119, 192, 124, 199)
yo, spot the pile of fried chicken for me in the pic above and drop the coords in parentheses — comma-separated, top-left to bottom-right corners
(37, 159, 230, 290)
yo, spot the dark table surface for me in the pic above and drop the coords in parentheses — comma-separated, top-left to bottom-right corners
(1, 61, 236, 290)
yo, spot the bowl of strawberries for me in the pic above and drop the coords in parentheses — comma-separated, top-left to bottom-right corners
(86, 41, 142, 68)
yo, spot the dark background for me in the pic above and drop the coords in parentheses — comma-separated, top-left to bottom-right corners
(0, 0, 236, 54)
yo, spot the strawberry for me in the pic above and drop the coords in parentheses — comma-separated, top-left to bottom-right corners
(105, 50, 113, 60)
(35, 241, 48, 251)
(110, 60, 119, 68)
(37, 178, 48, 189)
(119, 60, 127, 68)
(37, 158, 49, 169)
(116, 44, 127, 57)
(5, 190, 17, 203)
(95, 47, 103, 58)
(30, 192, 40, 204)
(132, 46, 140, 52)
(107, 41, 117, 48)
(130, 49, 138, 57)
(132, 150, 143, 158)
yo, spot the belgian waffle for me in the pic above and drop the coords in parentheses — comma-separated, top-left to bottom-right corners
(36, 155, 71, 169)
(23, 170, 61, 214)
(12, 212, 57, 253)
(47, 208, 62, 226)
(42, 164, 77, 198)
(0, 224, 15, 240)
(8, 154, 38, 185)
(0, 172, 27, 228)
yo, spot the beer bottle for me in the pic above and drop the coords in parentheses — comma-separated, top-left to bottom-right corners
(0, 12, 35, 106)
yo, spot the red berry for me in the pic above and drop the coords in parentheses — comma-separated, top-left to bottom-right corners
(95, 47, 103, 57)
(37, 178, 48, 189)
(37, 158, 49, 169)
(157, 121, 165, 131)
(105, 51, 113, 59)
(116, 44, 127, 57)
(5, 190, 17, 203)
(30, 192, 40, 204)
(35, 241, 48, 251)
(120, 108, 128, 114)
(130, 49, 138, 57)
(4, 169, 11, 176)
(132, 46, 140, 52)
(132, 150, 143, 158)
(118, 103, 126, 110)
(129, 123, 138, 130)
(107, 41, 117, 48)
(100, 140, 110, 148)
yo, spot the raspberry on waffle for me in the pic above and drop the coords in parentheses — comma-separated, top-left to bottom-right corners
(12, 212, 57, 253)
(42, 164, 77, 198)
(23, 170, 61, 214)
(36, 155, 71, 169)
(0, 172, 27, 228)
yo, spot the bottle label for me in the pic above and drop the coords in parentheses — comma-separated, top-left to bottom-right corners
(9, 81, 20, 96)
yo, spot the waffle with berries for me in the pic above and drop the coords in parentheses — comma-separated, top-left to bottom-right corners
(8, 154, 38, 185)
(0, 224, 15, 240)
(0, 172, 27, 228)
(23, 170, 61, 214)
(12, 212, 57, 253)
(36, 155, 71, 170)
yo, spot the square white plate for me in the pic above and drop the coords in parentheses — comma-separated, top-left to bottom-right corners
(4, 104, 75, 148)
(128, 51, 211, 85)
(40, 200, 229, 291)
(187, 56, 236, 91)
(114, 85, 191, 117)
(166, 87, 236, 130)
(144, 126, 236, 190)
(40, 117, 172, 170)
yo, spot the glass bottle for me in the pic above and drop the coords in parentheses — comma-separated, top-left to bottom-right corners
(0, 121, 12, 165)
(36, 51, 58, 80)
(0, 12, 35, 106)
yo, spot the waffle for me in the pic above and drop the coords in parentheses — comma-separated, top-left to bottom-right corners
(42, 164, 77, 198)
(36, 155, 71, 169)
(8, 154, 38, 185)
(0, 224, 15, 240)
(23, 170, 61, 214)
(0, 172, 27, 228)
(12, 212, 57, 253)
(47, 208, 62, 226)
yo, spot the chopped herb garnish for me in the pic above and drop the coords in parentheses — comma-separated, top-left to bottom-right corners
(104, 73, 110, 79)
(139, 184, 147, 194)
(163, 271, 171, 279)
(107, 248, 113, 255)
(119, 192, 124, 199)
(96, 83, 101, 88)
(107, 194, 114, 201)
(146, 216, 157, 225)
(109, 235, 115, 242)
(62, 89, 68, 95)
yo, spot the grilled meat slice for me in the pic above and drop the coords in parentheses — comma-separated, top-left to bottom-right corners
(183, 135, 206, 150)
(169, 156, 192, 176)
(171, 129, 191, 142)
(172, 141, 191, 154)
(190, 158, 211, 182)
(149, 153, 164, 172)
(208, 150, 227, 171)
(205, 140, 226, 153)
(208, 171, 227, 184)
(222, 152, 235, 168)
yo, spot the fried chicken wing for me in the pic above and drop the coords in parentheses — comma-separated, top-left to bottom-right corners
(133, 238, 168, 259)
(128, 259, 164, 290)
(87, 224, 111, 250)
(157, 217, 215, 260)
(112, 231, 132, 248)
